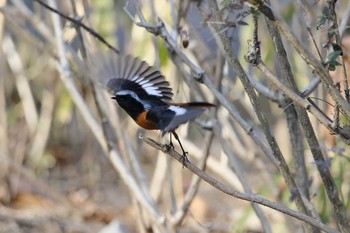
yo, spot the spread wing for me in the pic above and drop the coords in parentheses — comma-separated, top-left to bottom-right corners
(98, 54, 173, 102)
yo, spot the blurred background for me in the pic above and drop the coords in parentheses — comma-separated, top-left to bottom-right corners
(0, 0, 350, 232)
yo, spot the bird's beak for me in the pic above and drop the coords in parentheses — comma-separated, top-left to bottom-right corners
(111, 96, 116, 100)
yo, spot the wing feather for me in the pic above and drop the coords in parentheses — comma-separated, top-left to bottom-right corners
(89, 52, 173, 102)
(113, 55, 173, 102)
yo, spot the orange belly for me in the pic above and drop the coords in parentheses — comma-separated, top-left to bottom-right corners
(135, 111, 158, 130)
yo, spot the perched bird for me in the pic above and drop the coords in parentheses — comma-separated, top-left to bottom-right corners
(105, 55, 214, 162)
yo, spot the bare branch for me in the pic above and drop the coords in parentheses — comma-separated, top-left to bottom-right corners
(33, 0, 119, 54)
(206, 1, 313, 229)
(2, 35, 38, 135)
(245, 0, 350, 117)
(142, 136, 339, 233)
(47, 1, 166, 231)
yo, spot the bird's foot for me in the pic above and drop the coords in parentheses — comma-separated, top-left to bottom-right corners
(169, 141, 174, 149)
(165, 142, 174, 152)
(180, 151, 189, 168)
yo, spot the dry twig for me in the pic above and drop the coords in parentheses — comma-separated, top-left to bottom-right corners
(142, 137, 339, 233)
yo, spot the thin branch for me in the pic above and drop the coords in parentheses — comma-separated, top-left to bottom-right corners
(248, 73, 285, 103)
(245, 0, 350, 117)
(213, 122, 272, 233)
(296, 0, 323, 60)
(168, 0, 178, 39)
(2, 35, 38, 135)
(301, 78, 321, 97)
(141, 136, 339, 233)
(339, 1, 350, 37)
(254, 61, 349, 232)
(332, 83, 341, 130)
(33, 0, 119, 54)
(0, 0, 7, 156)
(124, 2, 204, 79)
(48, 1, 166, 230)
(263, 0, 311, 208)
(28, 90, 55, 167)
(149, 151, 168, 201)
(69, 0, 87, 58)
(328, 0, 349, 103)
(170, 53, 208, 102)
(170, 132, 214, 226)
(0, 6, 9, 199)
(11, 0, 55, 45)
(206, 1, 313, 228)
(256, 61, 350, 143)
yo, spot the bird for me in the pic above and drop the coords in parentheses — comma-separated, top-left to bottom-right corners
(105, 54, 214, 164)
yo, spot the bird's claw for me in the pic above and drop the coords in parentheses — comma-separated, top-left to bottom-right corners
(180, 151, 189, 168)
(166, 141, 174, 150)
(165, 143, 174, 152)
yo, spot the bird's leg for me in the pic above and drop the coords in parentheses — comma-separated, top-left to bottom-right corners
(164, 132, 174, 152)
(172, 131, 189, 166)
(169, 132, 174, 149)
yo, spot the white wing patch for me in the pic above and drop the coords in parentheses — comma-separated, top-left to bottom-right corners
(143, 86, 162, 96)
(131, 75, 163, 96)
(169, 106, 187, 115)
(104, 54, 173, 102)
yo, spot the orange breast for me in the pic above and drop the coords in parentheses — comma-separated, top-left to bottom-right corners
(135, 111, 158, 130)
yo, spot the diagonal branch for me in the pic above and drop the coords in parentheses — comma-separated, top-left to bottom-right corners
(247, 9, 350, 229)
(244, 0, 350, 118)
(47, 1, 166, 231)
(142, 136, 339, 233)
(205, 1, 314, 231)
(33, 0, 119, 54)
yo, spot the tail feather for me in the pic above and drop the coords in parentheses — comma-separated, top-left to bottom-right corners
(169, 102, 215, 108)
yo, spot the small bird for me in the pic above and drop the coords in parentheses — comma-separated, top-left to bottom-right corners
(106, 55, 214, 163)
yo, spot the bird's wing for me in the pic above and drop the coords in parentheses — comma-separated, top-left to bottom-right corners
(105, 55, 173, 102)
